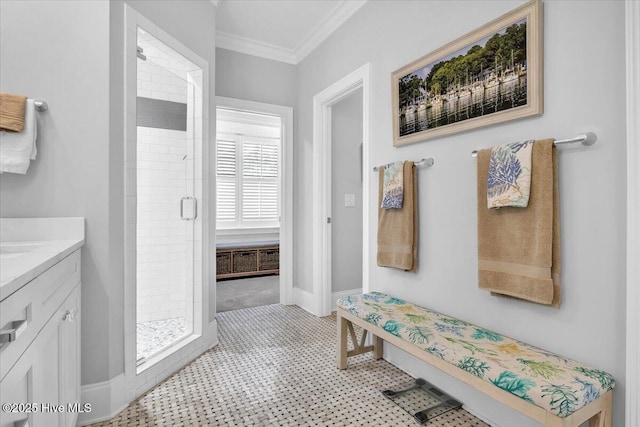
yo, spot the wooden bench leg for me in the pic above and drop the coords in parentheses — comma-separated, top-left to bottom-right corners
(604, 390, 613, 427)
(337, 311, 348, 369)
(589, 391, 613, 427)
(604, 399, 613, 427)
(373, 335, 383, 360)
(589, 413, 604, 427)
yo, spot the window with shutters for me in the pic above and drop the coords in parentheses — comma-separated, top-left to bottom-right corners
(216, 110, 280, 230)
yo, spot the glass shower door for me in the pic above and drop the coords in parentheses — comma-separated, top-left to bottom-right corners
(135, 28, 196, 366)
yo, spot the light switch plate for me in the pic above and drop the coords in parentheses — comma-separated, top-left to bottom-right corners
(344, 194, 356, 207)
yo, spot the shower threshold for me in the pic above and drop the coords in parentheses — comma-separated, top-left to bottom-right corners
(137, 317, 187, 362)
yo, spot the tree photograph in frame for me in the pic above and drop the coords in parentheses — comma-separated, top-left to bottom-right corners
(391, 0, 543, 146)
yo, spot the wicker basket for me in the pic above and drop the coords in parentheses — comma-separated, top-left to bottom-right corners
(233, 250, 258, 273)
(216, 252, 232, 276)
(258, 248, 279, 271)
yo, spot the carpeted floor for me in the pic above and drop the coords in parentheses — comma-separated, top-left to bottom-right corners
(216, 275, 279, 313)
(94, 304, 489, 426)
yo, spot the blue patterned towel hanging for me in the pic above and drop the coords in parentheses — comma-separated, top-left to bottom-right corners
(381, 161, 405, 209)
(487, 140, 534, 209)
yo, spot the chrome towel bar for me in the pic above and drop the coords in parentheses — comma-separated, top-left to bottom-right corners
(373, 157, 435, 172)
(33, 99, 48, 112)
(471, 132, 597, 157)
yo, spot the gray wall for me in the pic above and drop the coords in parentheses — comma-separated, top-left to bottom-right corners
(296, 1, 627, 425)
(331, 89, 363, 294)
(216, 47, 297, 108)
(0, 0, 116, 384)
(0, 0, 216, 385)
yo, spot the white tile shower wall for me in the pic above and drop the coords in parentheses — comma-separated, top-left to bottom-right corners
(138, 58, 188, 104)
(136, 53, 190, 323)
(136, 127, 189, 322)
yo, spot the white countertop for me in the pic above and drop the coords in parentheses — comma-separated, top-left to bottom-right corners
(0, 218, 85, 302)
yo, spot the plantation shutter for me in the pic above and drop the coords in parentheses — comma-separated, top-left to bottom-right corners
(216, 132, 280, 229)
(241, 138, 279, 224)
(216, 137, 237, 226)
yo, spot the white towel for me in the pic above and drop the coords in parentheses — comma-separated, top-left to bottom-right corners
(0, 99, 37, 174)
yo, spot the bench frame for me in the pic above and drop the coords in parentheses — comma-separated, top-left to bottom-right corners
(337, 307, 613, 427)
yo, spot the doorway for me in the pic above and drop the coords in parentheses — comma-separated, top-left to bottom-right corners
(312, 64, 371, 317)
(331, 88, 364, 309)
(123, 6, 215, 398)
(134, 26, 202, 366)
(215, 97, 294, 312)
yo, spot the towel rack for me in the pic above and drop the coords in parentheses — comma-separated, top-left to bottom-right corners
(470, 132, 597, 157)
(373, 157, 435, 172)
(33, 100, 48, 112)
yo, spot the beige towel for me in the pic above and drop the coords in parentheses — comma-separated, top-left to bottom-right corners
(0, 92, 28, 132)
(477, 139, 561, 307)
(377, 161, 418, 271)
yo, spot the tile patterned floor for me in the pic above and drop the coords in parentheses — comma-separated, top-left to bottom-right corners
(95, 304, 489, 426)
(137, 317, 187, 360)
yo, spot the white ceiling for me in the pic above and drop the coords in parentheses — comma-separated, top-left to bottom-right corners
(214, 0, 367, 64)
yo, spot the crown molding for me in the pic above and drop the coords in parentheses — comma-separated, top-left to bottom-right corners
(216, 31, 297, 64)
(294, 0, 367, 63)
(215, 0, 367, 65)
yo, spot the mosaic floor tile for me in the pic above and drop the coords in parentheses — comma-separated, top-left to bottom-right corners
(137, 317, 187, 360)
(95, 304, 489, 426)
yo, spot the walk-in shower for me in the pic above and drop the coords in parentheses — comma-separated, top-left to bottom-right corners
(135, 27, 202, 365)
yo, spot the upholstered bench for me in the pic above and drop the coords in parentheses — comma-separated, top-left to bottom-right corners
(336, 292, 614, 427)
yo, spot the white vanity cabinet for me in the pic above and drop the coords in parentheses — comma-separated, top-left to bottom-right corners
(0, 248, 82, 427)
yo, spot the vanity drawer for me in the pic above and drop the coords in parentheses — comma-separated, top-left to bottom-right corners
(0, 250, 81, 381)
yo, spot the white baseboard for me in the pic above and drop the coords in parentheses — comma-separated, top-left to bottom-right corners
(294, 287, 318, 316)
(294, 287, 362, 316)
(78, 373, 132, 426)
(462, 404, 498, 427)
(331, 288, 362, 311)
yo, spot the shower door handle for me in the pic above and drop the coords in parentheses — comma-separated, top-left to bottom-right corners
(180, 197, 197, 221)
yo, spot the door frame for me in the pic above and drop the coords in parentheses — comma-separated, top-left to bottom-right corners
(122, 4, 215, 404)
(626, 1, 639, 425)
(312, 63, 370, 317)
(214, 96, 294, 306)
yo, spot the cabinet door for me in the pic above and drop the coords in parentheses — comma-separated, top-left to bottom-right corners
(0, 285, 81, 427)
(60, 286, 80, 427)
(39, 309, 64, 427)
(0, 343, 35, 427)
(0, 301, 63, 427)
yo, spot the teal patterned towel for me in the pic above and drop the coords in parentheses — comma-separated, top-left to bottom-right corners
(381, 161, 405, 209)
(487, 140, 534, 209)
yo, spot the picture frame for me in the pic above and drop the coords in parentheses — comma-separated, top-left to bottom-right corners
(391, 0, 543, 146)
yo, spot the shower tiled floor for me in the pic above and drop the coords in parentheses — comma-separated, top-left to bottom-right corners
(137, 317, 187, 360)
(98, 305, 489, 426)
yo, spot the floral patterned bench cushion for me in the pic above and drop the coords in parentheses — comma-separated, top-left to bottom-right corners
(336, 292, 614, 418)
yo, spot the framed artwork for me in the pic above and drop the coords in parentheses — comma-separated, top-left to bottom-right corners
(391, 0, 543, 146)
